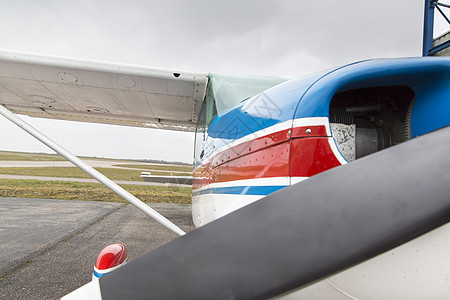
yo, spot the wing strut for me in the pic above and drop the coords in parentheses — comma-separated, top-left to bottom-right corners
(0, 105, 185, 236)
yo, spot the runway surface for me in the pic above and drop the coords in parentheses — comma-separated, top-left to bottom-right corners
(0, 197, 194, 300)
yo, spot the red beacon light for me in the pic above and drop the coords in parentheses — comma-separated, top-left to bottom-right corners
(92, 243, 128, 280)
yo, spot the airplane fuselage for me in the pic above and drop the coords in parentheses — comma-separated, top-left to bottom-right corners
(192, 57, 450, 227)
(190, 57, 450, 298)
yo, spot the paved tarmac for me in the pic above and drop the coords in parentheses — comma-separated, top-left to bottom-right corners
(0, 197, 195, 300)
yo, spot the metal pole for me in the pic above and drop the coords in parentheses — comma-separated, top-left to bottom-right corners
(437, 2, 450, 9)
(0, 105, 185, 236)
(436, 4, 450, 24)
(423, 0, 436, 56)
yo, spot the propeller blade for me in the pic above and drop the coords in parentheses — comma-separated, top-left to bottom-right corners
(99, 126, 450, 299)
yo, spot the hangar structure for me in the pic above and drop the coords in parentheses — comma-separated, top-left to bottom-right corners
(424, 0, 450, 56)
(434, 30, 450, 56)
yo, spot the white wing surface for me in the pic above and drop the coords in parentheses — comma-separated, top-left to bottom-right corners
(0, 50, 208, 131)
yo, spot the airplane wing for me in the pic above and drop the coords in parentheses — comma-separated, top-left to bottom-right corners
(0, 50, 208, 131)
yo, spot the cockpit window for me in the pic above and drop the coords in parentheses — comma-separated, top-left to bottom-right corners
(194, 74, 287, 166)
(205, 91, 217, 129)
(206, 73, 287, 118)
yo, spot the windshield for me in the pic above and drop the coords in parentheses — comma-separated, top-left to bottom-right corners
(206, 73, 287, 118)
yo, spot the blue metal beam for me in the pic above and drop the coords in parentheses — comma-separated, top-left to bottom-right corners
(438, 2, 450, 8)
(436, 4, 450, 24)
(423, 0, 437, 56)
(423, 0, 450, 56)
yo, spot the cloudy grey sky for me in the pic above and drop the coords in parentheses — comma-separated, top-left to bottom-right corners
(0, 0, 446, 163)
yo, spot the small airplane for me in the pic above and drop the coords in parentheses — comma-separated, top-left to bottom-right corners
(0, 1, 449, 298)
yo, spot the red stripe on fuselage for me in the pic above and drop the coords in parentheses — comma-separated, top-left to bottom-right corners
(193, 142, 291, 189)
(291, 125, 328, 138)
(291, 137, 342, 177)
(210, 128, 291, 168)
(193, 123, 343, 190)
(213, 142, 291, 183)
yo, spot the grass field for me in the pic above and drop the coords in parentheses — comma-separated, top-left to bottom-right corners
(0, 150, 135, 162)
(0, 151, 193, 204)
(0, 167, 192, 180)
(0, 151, 66, 161)
(0, 179, 192, 204)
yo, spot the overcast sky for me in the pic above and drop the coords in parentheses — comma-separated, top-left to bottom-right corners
(0, 0, 447, 163)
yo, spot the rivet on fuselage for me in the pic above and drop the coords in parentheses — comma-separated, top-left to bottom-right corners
(306, 128, 312, 134)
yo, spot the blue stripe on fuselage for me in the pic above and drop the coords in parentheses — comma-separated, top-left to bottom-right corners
(192, 185, 287, 196)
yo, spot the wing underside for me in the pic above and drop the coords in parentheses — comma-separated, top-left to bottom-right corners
(0, 50, 208, 131)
